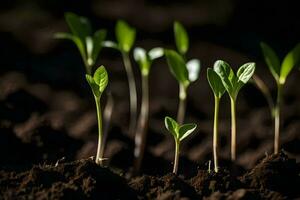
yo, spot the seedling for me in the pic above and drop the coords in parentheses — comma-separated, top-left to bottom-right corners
(132, 47, 164, 172)
(102, 20, 137, 135)
(165, 21, 200, 124)
(164, 50, 200, 125)
(214, 60, 255, 161)
(260, 42, 300, 154)
(164, 116, 197, 174)
(54, 12, 106, 75)
(207, 66, 226, 172)
(86, 66, 108, 166)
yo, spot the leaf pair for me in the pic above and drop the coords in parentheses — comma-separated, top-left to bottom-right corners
(165, 50, 201, 87)
(55, 12, 106, 68)
(86, 66, 108, 98)
(133, 47, 164, 76)
(102, 20, 136, 53)
(213, 60, 256, 99)
(261, 42, 300, 84)
(164, 116, 197, 142)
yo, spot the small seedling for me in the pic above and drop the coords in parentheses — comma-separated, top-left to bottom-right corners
(164, 50, 200, 125)
(207, 66, 226, 172)
(260, 42, 300, 154)
(165, 21, 200, 124)
(86, 66, 108, 166)
(102, 20, 137, 135)
(132, 47, 164, 173)
(214, 60, 255, 161)
(164, 116, 197, 174)
(55, 12, 106, 75)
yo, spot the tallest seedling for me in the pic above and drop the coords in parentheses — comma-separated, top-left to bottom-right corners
(103, 21, 137, 135)
(260, 42, 300, 154)
(214, 60, 255, 161)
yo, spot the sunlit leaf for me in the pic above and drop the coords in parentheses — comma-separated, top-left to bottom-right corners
(280, 43, 300, 84)
(260, 42, 280, 80)
(178, 123, 197, 141)
(134, 47, 150, 76)
(174, 21, 189, 55)
(115, 20, 136, 52)
(93, 66, 108, 93)
(165, 116, 179, 138)
(207, 68, 225, 98)
(148, 47, 164, 60)
(186, 59, 201, 82)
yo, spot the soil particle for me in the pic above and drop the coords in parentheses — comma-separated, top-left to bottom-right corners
(0, 159, 137, 200)
(129, 173, 199, 199)
(241, 151, 300, 198)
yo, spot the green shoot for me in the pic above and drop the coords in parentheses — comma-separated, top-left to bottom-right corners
(102, 20, 137, 135)
(86, 66, 109, 166)
(260, 42, 300, 154)
(207, 66, 226, 172)
(164, 116, 197, 174)
(165, 50, 200, 125)
(132, 47, 164, 173)
(54, 12, 106, 75)
(214, 60, 255, 161)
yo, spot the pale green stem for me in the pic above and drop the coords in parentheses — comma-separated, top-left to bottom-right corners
(133, 74, 149, 173)
(213, 96, 220, 172)
(122, 51, 137, 135)
(177, 84, 187, 125)
(230, 97, 237, 161)
(173, 139, 180, 174)
(274, 83, 283, 154)
(94, 96, 104, 166)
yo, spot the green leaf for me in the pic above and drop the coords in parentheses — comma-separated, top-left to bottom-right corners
(148, 47, 164, 60)
(174, 21, 189, 55)
(237, 62, 256, 83)
(213, 60, 235, 96)
(92, 29, 107, 63)
(134, 47, 150, 76)
(102, 40, 119, 49)
(178, 123, 197, 141)
(165, 49, 189, 87)
(164, 116, 179, 139)
(65, 12, 91, 43)
(86, 74, 100, 97)
(93, 66, 108, 93)
(115, 20, 136, 52)
(186, 59, 201, 82)
(207, 68, 225, 98)
(260, 42, 280, 80)
(280, 43, 300, 84)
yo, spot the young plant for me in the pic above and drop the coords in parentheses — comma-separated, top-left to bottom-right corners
(165, 50, 200, 124)
(132, 47, 164, 173)
(207, 66, 226, 172)
(86, 66, 108, 166)
(102, 20, 137, 135)
(214, 60, 255, 161)
(164, 116, 197, 174)
(166, 21, 200, 124)
(54, 12, 106, 75)
(260, 42, 300, 154)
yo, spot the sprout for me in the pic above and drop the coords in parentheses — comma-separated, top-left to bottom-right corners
(102, 20, 137, 135)
(165, 21, 200, 125)
(86, 66, 108, 166)
(54, 12, 106, 75)
(260, 42, 300, 154)
(132, 47, 164, 173)
(214, 60, 255, 161)
(164, 116, 197, 174)
(207, 66, 226, 172)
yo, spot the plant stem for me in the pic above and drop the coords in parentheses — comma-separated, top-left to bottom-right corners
(177, 84, 187, 125)
(173, 139, 180, 174)
(94, 96, 104, 166)
(133, 74, 149, 173)
(230, 97, 237, 161)
(274, 83, 283, 154)
(122, 51, 137, 135)
(213, 96, 220, 172)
